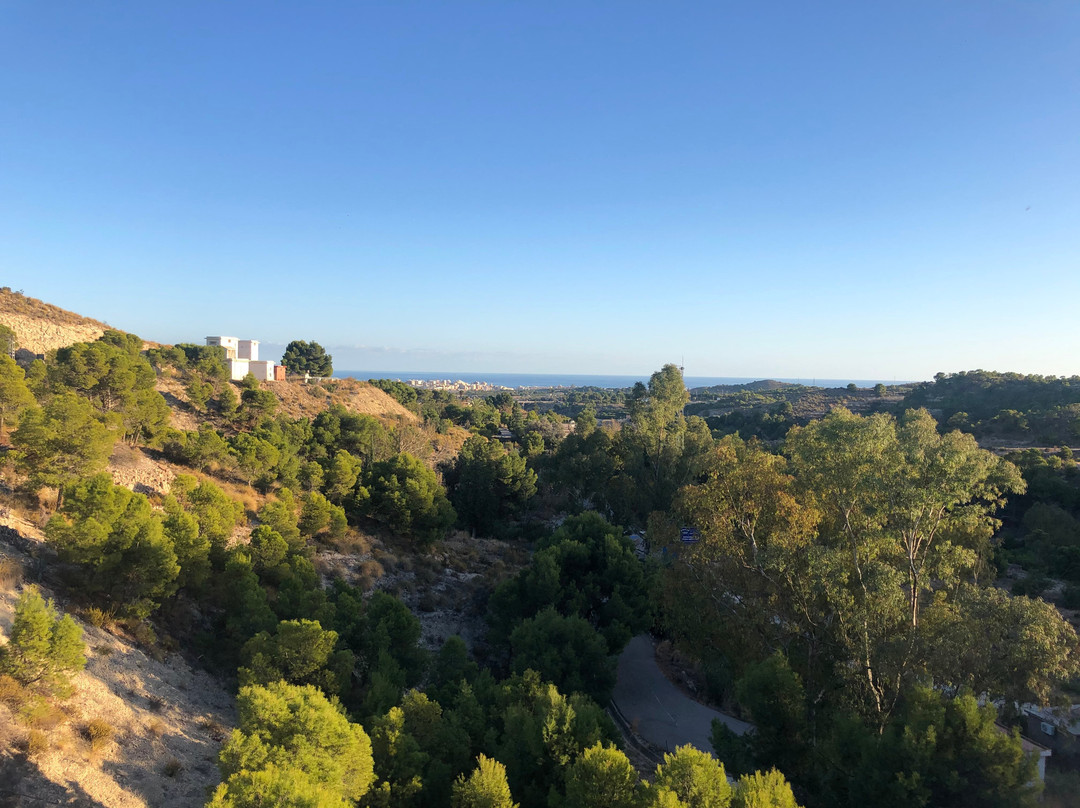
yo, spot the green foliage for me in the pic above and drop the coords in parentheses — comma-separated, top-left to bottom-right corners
(162, 496, 211, 591)
(362, 453, 455, 544)
(444, 435, 537, 536)
(46, 474, 179, 617)
(218, 383, 239, 420)
(492, 670, 616, 808)
(564, 743, 642, 808)
(0, 324, 16, 356)
(323, 449, 363, 505)
(49, 332, 169, 445)
(509, 607, 614, 703)
(831, 689, 1040, 808)
(612, 364, 713, 521)
(185, 378, 213, 412)
(0, 587, 85, 695)
(665, 411, 1051, 741)
(170, 424, 234, 472)
(731, 770, 799, 808)
(239, 382, 278, 425)
(13, 393, 117, 491)
(734, 654, 808, 780)
(208, 763, 350, 808)
(281, 340, 333, 377)
(369, 379, 419, 407)
(652, 745, 732, 808)
(219, 551, 277, 659)
(257, 489, 303, 552)
(429, 635, 479, 705)
(925, 584, 1079, 707)
(299, 490, 333, 537)
(171, 474, 246, 561)
(0, 354, 34, 439)
(489, 512, 652, 655)
(710, 721, 753, 779)
(239, 619, 353, 698)
(216, 681, 374, 805)
(230, 432, 281, 486)
(451, 755, 517, 808)
(904, 370, 1080, 444)
(308, 405, 392, 465)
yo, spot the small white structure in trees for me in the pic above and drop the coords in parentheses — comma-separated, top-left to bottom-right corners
(205, 336, 278, 382)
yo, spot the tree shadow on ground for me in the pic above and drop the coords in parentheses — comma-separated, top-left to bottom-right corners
(0, 753, 107, 808)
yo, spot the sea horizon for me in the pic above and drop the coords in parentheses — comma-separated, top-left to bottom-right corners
(334, 370, 921, 391)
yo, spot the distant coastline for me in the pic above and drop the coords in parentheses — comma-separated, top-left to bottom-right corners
(335, 370, 919, 391)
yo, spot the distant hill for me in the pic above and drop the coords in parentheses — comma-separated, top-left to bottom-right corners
(0, 288, 112, 356)
(689, 379, 804, 395)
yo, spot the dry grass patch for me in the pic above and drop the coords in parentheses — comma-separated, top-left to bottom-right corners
(163, 757, 183, 777)
(83, 717, 114, 753)
(21, 728, 49, 758)
(84, 606, 113, 629)
(0, 675, 29, 710)
(0, 555, 23, 590)
(327, 531, 372, 556)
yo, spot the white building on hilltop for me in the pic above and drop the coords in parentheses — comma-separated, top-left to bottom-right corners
(205, 336, 280, 382)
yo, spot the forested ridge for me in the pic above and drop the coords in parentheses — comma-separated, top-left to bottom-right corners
(0, 300, 1078, 806)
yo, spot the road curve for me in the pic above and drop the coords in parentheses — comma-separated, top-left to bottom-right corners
(612, 635, 752, 754)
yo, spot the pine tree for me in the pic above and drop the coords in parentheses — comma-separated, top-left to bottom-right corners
(0, 587, 86, 695)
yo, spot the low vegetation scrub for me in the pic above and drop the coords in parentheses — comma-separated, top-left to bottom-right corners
(163, 757, 183, 777)
(21, 729, 48, 758)
(0, 555, 23, 590)
(84, 718, 114, 752)
(0, 674, 30, 709)
(83, 606, 112, 629)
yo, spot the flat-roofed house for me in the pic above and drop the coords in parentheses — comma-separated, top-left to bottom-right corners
(206, 336, 279, 382)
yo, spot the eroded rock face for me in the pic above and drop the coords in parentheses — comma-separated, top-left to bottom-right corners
(0, 311, 106, 356)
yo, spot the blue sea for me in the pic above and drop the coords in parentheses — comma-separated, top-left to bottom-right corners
(336, 370, 917, 391)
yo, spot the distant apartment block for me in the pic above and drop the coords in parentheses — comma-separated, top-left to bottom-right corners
(205, 336, 280, 382)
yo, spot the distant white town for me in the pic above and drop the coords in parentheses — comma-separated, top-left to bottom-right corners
(406, 378, 514, 392)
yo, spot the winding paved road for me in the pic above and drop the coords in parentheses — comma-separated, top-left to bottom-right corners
(612, 635, 752, 754)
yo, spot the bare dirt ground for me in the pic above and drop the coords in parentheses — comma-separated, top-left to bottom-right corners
(0, 522, 234, 808)
(107, 445, 179, 498)
(271, 378, 416, 423)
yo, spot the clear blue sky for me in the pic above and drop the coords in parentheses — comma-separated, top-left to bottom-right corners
(2, 2, 1077, 379)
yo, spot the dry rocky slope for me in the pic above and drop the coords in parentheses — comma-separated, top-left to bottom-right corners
(0, 289, 112, 356)
(0, 519, 234, 808)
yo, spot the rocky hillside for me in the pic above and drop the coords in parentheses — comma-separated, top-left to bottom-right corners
(0, 521, 234, 808)
(0, 289, 112, 357)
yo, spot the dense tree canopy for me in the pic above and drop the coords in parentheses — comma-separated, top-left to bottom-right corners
(46, 474, 180, 617)
(13, 392, 117, 492)
(0, 354, 34, 441)
(281, 340, 333, 377)
(444, 436, 536, 536)
(215, 681, 375, 805)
